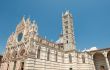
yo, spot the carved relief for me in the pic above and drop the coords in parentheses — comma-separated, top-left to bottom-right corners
(6, 52, 11, 60)
(20, 49, 25, 56)
(7, 33, 16, 48)
(27, 39, 36, 55)
(11, 50, 17, 59)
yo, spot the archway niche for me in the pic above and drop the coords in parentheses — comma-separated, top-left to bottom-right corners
(107, 51, 110, 66)
(69, 68, 72, 70)
(93, 52, 107, 70)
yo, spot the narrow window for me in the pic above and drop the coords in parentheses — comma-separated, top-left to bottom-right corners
(66, 31, 68, 33)
(66, 36, 68, 39)
(69, 54, 72, 63)
(65, 26, 68, 29)
(56, 52, 58, 62)
(47, 49, 50, 61)
(37, 47, 41, 59)
(67, 40, 68, 44)
(15, 51, 17, 58)
(82, 55, 85, 63)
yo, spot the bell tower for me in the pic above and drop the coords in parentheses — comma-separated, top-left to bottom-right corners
(62, 10, 75, 51)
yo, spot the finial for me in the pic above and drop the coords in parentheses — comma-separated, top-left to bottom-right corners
(21, 16, 25, 23)
(65, 10, 70, 15)
(26, 17, 31, 24)
(33, 20, 36, 24)
(27, 17, 30, 21)
(45, 36, 47, 39)
(11, 32, 14, 34)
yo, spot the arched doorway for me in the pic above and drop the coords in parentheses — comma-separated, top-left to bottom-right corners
(93, 52, 107, 70)
(20, 62, 24, 70)
(107, 51, 110, 66)
(100, 66, 105, 70)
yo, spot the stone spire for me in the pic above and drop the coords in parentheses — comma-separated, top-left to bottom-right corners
(21, 16, 25, 24)
(26, 17, 31, 25)
(29, 20, 38, 38)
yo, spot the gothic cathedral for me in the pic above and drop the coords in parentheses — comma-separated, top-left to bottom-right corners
(0, 11, 110, 70)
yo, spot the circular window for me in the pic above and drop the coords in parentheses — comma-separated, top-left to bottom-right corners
(18, 32, 23, 42)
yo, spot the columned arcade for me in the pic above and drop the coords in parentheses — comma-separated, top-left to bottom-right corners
(92, 50, 110, 70)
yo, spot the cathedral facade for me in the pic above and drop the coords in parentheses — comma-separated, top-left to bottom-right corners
(0, 11, 110, 70)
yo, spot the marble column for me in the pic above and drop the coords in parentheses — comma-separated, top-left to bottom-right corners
(105, 57, 110, 70)
(103, 51, 110, 70)
(91, 55, 96, 70)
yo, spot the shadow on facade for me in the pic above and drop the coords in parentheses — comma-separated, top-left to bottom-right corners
(93, 52, 107, 70)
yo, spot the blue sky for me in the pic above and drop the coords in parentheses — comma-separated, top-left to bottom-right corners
(0, 0, 110, 54)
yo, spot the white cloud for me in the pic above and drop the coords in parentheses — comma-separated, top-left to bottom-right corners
(82, 47, 97, 52)
(56, 36, 63, 44)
